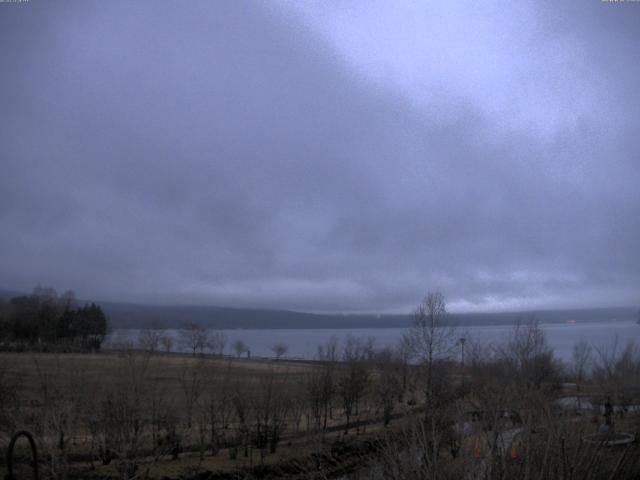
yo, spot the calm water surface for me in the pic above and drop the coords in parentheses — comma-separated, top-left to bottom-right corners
(108, 321, 639, 362)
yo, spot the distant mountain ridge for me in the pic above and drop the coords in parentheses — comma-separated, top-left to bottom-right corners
(1, 288, 636, 330)
(100, 303, 638, 330)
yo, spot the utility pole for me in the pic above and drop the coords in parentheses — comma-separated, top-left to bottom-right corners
(459, 337, 466, 368)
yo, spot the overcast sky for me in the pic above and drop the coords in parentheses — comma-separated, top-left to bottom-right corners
(1, 1, 639, 313)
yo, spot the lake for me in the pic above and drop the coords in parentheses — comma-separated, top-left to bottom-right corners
(107, 320, 639, 363)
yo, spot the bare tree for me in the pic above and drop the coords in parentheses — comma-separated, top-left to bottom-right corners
(230, 377, 252, 459)
(201, 363, 233, 456)
(394, 336, 414, 403)
(498, 317, 558, 391)
(401, 292, 458, 478)
(181, 322, 209, 356)
(146, 365, 172, 460)
(317, 335, 339, 362)
(315, 336, 339, 429)
(138, 326, 162, 353)
(232, 339, 249, 358)
(372, 348, 401, 426)
(59, 289, 77, 310)
(338, 335, 371, 434)
(251, 368, 291, 462)
(178, 358, 206, 429)
(572, 339, 592, 383)
(304, 367, 325, 431)
(160, 334, 174, 353)
(404, 292, 456, 403)
(289, 379, 307, 433)
(271, 341, 288, 360)
(207, 331, 227, 357)
(91, 351, 152, 479)
(593, 337, 640, 419)
(32, 354, 89, 480)
(0, 298, 7, 343)
(0, 362, 21, 445)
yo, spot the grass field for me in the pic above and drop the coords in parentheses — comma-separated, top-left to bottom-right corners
(0, 350, 407, 479)
(2, 342, 639, 480)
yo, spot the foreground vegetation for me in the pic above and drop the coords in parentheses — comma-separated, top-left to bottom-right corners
(1, 292, 639, 480)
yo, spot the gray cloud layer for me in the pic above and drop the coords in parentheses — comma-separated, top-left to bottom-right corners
(1, 1, 639, 313)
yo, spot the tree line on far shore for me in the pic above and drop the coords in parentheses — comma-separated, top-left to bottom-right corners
(0, 286, 108, 351)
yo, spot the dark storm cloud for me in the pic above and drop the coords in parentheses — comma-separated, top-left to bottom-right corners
(1, 0, 639, 313)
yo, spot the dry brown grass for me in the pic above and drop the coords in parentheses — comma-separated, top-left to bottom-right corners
(1, 351, 312, 403)
(0, 351, 396, 479)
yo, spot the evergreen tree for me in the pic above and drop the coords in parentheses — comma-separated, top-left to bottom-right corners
(4, 286, 109, 350)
